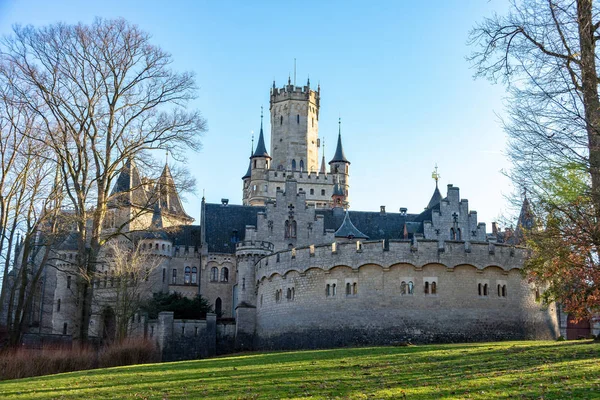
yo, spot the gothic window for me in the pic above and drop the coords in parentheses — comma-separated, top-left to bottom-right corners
(172, 268, 177, 284)
(450, 228, 456, 240)
(57, 298, 61, 312)
(408, 281, 414, 294)
(210, 267, 218, 282)
(184, 267, 191, 284)
(221, 267, 229, 282)
(300, 160, 304, 171)
(192, 267, 198, 284)
(431, 282, 437, 294)
(457, 228, 462, 240)
(291, 220, 297, 238)
(401, 281, 407, 295)
(292, 159, 296, 170)
(284, 220, 290, 238)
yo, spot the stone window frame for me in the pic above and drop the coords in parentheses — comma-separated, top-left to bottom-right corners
(345, 278, 358, 297)
(400, 278, 415, 295)
(478, 279, 490, 297)
(424, 277, 438, 296)
(326, 279, 338, 298)
(496, 280, 508, 298)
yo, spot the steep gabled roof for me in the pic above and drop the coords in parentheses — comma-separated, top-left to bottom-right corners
(154, 164, 193, 221)
(334, 211, 369, 239)
(329, 131, 349, 164)
(426, 184, 443, 210)
(110, 159, 149, 207)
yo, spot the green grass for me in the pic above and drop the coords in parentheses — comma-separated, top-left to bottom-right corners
(0, 340, 599, 399)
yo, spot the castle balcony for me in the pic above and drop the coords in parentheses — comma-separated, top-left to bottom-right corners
(236, 240, 274, 253)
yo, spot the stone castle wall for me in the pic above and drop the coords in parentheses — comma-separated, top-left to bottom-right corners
(252, 240, 559, 349)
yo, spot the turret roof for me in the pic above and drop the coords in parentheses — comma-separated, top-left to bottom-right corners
(426, 184, 443, 210)
(154, 163, 193, 221)
(329, 120, 349, 164)
(251, 112, 270, 159)
(110, 159, 149, 207)
(334, 211, 369, 239)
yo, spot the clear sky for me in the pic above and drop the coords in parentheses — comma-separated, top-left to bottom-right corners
(0, 0, 516, 227)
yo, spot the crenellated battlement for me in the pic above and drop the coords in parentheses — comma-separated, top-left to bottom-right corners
(270, 84, 319, 105)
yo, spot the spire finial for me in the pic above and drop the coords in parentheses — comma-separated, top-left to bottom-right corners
(260, 105, 264, 129)
(273, 79, 276, 89)
(307, 75, 310, 87)
(288, 74, 291, 85)
(165, 147, 169, 166)
(338, 116, 342, 136)
(432, 164, 441, 188)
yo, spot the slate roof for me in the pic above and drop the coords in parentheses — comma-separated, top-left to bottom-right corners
(154, 164, 193, 221)
(427, 184, 443, 210)
(110, 160, 149, 207)
(169, 225, 202, 247)
(318, 209, 424, 240)
(329, 132, 349, 164)
(252, 122, 270, 159)
(204, 203, 264, 253)
(334, 211, 369, 239)
(242, 157, 252, 179)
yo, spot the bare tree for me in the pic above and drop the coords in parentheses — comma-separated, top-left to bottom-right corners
(0, 18, 206, 342)
(469, 0, 600, 317)
(98, 239, 161, 342)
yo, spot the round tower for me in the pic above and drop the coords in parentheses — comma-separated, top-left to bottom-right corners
(234, 240, 273, 350)
(246, 110, 272, 206)
(329, 118, 350, 205)
(270, 78, 320, 173)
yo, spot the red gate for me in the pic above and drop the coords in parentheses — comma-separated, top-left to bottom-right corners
(566, 315, 591, 340)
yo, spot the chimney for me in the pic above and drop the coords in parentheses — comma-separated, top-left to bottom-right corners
(221, 198, 229, 206)
(492, 222, 498, 235)
(380, 205, 386, 215)
(399, 207, 407, 216)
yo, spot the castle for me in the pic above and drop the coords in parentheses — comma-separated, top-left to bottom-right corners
(9, 78, 567, 352)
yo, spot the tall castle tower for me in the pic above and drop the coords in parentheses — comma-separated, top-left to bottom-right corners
(270, 78, 320, 172)
(243, 78, 349, 209)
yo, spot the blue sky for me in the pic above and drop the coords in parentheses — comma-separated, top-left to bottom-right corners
(0, 0, 515, 227)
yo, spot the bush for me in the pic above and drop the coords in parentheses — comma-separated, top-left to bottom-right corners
(98, 338, 160, 368)
(0, 339, 159, 380)
(140, 292, 213, 319)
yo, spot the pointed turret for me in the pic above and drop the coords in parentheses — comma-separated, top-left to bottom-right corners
(154, 163, 193, 222)
(335, 211, 368, 240)
(329, 119, 350, 165)
(251, 108, 271, 159)
(110, 159, 148, 207)
(319, 154, 326, 174)
(513, 192, 534, 244)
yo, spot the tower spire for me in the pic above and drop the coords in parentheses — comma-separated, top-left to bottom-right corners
(432, 164, 440, 188)
(320, 138, 326, 174)
(252, 106, 270, 159)
(329, 117, 349, 164)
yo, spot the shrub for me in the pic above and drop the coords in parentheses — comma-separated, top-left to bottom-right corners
(0, 339, 159, 380)
(140, 292, 213, 319)
(98, 338, 160, 368)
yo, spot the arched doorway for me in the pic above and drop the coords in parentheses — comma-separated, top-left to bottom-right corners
(101, 307, 116, 343)
(215, 297, 222, 318)
(566, 315, 591, 340)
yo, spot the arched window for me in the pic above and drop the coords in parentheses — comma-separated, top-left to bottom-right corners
(292, 159, 296, 170)
(502, 285, 507, 297)
(478, 283, 482, 296)
(162, 244, 165, 250)
(431, 281, 437, 294)
(284, 220, 290, 238)
(184, 267, 191, 284)
(215, 297, 222, 316)
(172, 269, 177, 284)
(312, 117, 314, 127)
(401, 281, 407, 295)
(326, 284, 331, 297)
(291, 220, 297, 238)
(221, 267, 229, 282)
(457, 228, 462, 240)
(483, 284, 489, 296)
(424, 281, 429, 294)
(287, 288, 292, 300)
(497, 284, 502, 297)
(142, 243, 146, 250)
(310, 188, 314, 195)
(57, 298, 61, 312)
(321, 189, 325, 195)
(280, 115, 283, 125)
(299, 160, 304, 171)
(346, 282, 351, 295)
(191, 267, 198, 284)
(210, 267, 218, 282)
(535, 288, 540, 301)
(332, 283, 337, 296)
(155, 243, 159, 249)
(408, 281, 414, 294)
(297, 114, 300, 124)
(353, 282, 358, 295)
(450, 228, 456, 240)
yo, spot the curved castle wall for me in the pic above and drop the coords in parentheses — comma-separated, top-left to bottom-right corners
(253, 240, 559, 349)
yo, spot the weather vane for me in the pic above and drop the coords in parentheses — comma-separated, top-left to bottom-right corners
(432, 164, 441, 186)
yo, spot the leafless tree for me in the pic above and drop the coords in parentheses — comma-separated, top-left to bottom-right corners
(469, 0, 600, 317)
(0, 18, 206, 342)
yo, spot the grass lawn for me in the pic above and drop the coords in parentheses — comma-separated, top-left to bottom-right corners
(0, 340, 599, 399)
